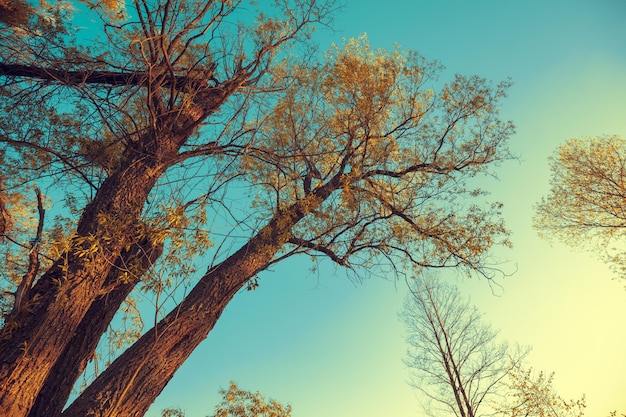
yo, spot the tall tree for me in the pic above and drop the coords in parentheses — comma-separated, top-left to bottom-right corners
(401, 275, 527, 417)
(534, 135, 626, 278)
(0, 2, 514, 416)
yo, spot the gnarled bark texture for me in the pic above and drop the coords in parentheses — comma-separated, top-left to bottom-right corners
(62, 178, 343, 417)
(0, 155, 166, 416)
(28, 238, 164, 417)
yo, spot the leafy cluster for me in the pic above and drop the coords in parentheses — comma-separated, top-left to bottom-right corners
(160, 382, 291, 417)
(534, 135, 626, 278)
(242, 35, 514, 278)
(499, 363, 586, 417)
(212, 382, 291, 417)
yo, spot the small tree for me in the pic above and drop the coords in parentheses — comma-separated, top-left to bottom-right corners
(212, 382, 291, 417)
(159, 382, 290, 417)
(534, 135, 626, 278)
(499, 363, 586, 417)
(401, 275, 527, 417)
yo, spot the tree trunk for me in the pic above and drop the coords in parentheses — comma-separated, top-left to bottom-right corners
(28, 238, 164, 417)
(0, 155, 165, 417)
(63, 182, 342, 417)
(0, 61, 249, 416)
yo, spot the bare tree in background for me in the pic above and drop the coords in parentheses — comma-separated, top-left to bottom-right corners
(401, 275, 527, 417)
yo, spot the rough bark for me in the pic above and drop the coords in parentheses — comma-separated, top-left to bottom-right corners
(28, 238, 163, 417)
(0, 63, 246, 415)
(0, 152, 166, 416)
(62, 177, 345, 417)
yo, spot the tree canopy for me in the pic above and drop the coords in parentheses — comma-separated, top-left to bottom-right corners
(0, 1, 514, 416)
(534, 135, 626, 278)
(498, 363, 586, 417)
(160, 382, 291, 417)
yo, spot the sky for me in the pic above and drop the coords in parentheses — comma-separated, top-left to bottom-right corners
(147, 1, 626, 416)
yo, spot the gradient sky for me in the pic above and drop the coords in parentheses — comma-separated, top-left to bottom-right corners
(147, 1, 626, 416)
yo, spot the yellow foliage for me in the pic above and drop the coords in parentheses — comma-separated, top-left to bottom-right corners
(240, 36, 512, 275)
(500, 363, 586, 417)
(101, 0, 119, 10)
(535, 135, 626, 277)
(213, 382, 291, 417)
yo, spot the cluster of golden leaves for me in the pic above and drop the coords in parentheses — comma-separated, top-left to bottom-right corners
(534, 135, 626, 276)
(500, 363, 586, 417)
(241, 35, 512, 274)
(159, 382, 290, 417)
(213, 382, 291, 417)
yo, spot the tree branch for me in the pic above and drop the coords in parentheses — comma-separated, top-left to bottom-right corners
(1, 135, 98, 190)
(12, 187, 44, 314)
(287, 236, 347, 266)
(0, 62, 215, 91)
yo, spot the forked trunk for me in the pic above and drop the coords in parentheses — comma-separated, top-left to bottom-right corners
(28, 239, 163, 417)
(0, 157, 163, 416)
(63, 185, 340, 417)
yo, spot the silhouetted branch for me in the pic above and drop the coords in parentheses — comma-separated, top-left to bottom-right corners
(0, 62, 216, 91)
(287, 236, 347, 266)
(12, 187, 44, 313)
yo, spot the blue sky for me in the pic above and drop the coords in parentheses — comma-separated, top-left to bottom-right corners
(147, 1, 626, 416)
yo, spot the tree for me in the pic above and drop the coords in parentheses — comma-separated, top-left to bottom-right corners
(160, 382, 290, 417)
(211, 382, 291, 417)
(534, 135, 626, 278)
(401, 275, 527, 417)
(498, 363, 586, 417)
(0, 1, 514, 416)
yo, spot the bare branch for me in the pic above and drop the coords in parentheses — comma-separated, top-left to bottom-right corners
(0, 62, 216, 91)
(287, 236, 347, 266)
(11, 187, 44, 314)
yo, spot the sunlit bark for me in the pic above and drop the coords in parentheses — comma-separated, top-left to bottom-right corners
(63, 171, 344, 417)
(29, 237, 163, 417)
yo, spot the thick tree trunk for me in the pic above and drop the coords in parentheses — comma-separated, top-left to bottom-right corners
(28, 238, 164, 417)
(0, 60, 247, 415)
(0, 156, 164, 417)
(63, 182, 342, 417)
